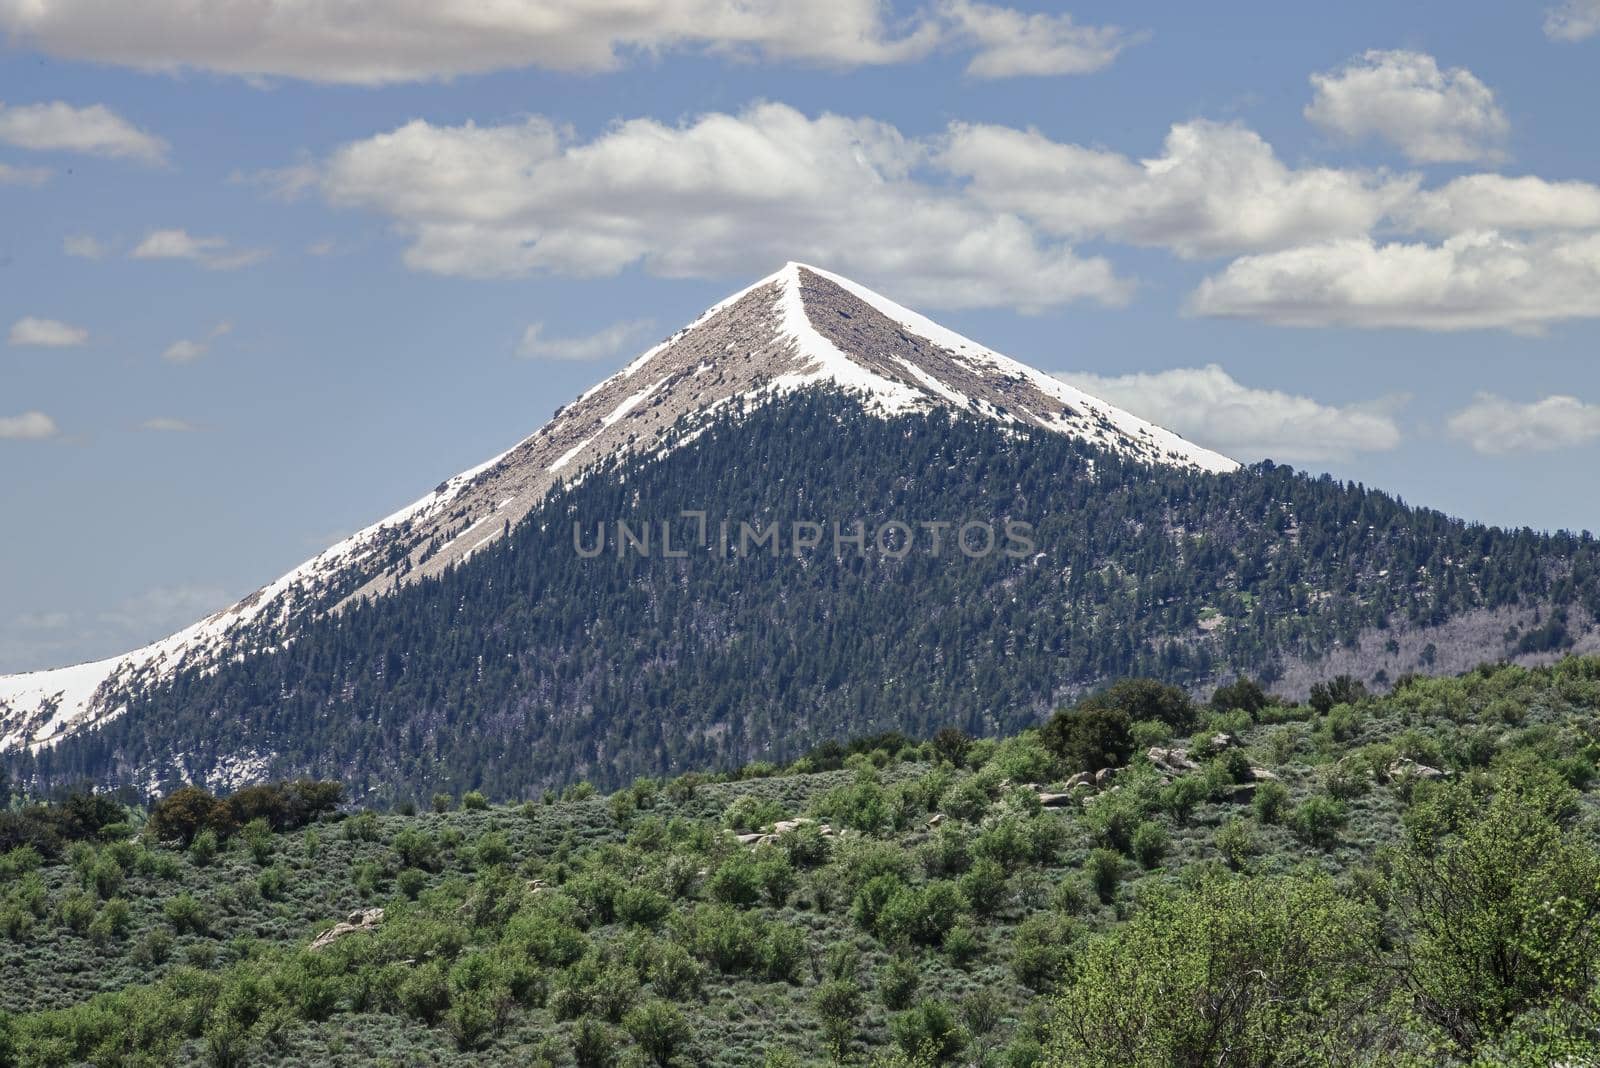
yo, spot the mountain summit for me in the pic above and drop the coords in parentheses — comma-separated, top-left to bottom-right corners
(0, 263, 1231, 752)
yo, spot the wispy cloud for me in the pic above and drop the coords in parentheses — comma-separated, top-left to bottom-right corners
(138, 417, 201, 432)
(1545, 0, 1600, 40)
(161, 321, 233, 364)
(519, 319, 655, 362)
(1056, 364, 1405, 464)
(0, 161, 51, 185)
(131, 228, 268, 270)
(63, 234, 110, 259)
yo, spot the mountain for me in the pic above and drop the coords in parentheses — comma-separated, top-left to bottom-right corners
(0, 263, 1231, 753)
(4, 265, 1599, 801)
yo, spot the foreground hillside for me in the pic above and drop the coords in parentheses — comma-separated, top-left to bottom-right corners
(5, 657, 1600, 1066)
(13, 392, 1600, 801)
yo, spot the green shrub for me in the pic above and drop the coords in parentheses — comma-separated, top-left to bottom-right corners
(344, 810, 379, 842)
(626, 999, 694, 1066)
(707, 852, 763, 907)
(1011, 913, 1075, 991)
(1215, 817, 1260, 871)
(879, 954, 920, 1010)
(877, 880, 965, 947)
(572, 1017, 618, 1068)
(257, 864, 288, 900)
(461, 790, 489, 811)
(1291, 795, 1348, 849)
(163, 892, 209, 935)
(1086, 848, 1122, 904)
(56, 889, 95, 932)
(959, 857, 1009, 917)
(814, 979, 863, 1053)
(1252, 779, 1290, 824)
(397, 867, 428, 899)
(616, 886, 671, 928)
(760, 923, 806, 982)
(393, 827, 441, 871)
(1050, 873, 1378, 1065)
(1131, 821, 1170, 869)
(649, 942, 704, 1000)
(921, 824, 972, 877)
(755, 851, 797, 907)
(242, 818, 275, 865)
(944, 923, 980, 968)
(473, 831, 512, 869)
(1040, 705, 1133, 773)
(88, 898, 131, 944)
(399, 959, 452, 1024)
(891, 1000, 968, 1064)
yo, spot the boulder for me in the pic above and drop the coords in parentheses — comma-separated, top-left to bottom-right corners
(1036, 792, 1075, 808)
(1094, 767, 1118, 787)
(1388, 757, 1445, 781)
(1147, 747, 1200, 774)
(310, 907, 384, 951)
(1064, 772, 1094, 790)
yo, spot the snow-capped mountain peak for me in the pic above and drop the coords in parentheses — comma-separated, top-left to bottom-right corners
(0, 263, 1235, 752)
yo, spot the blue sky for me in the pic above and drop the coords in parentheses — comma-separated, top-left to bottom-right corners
(3, 0, 1599, 672)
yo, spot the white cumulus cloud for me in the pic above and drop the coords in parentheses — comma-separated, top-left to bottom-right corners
(0, 100, 167, 163)
(9, 316, 88, 347)
(0, 0, 1134, 85)
(519, 319, 655, 362)
(942, 119, 1416, 258)
(131, 228, 268, 270)
(1400, 174, 1600, 233)
(1448, 394, 1600, 454)
(1306, 50, 1509, 164)
(297, 103, 1128, 311)
(0, 411, 58, 440)
(1190, 231, 1600, 333)
(1545, 0, 1600, 40)
(1057, 364, 1404, 463)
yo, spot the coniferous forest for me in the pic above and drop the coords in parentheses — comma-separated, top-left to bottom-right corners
(11, 391, 1598, 803)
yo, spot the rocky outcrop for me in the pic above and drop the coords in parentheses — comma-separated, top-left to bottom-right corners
(309, 907, 384, 951)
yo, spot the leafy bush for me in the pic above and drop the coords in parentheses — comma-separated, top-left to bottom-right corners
(626, 999, 694, 1066)
(1087, 848, 1122, 904)
(814, 979, 863, 1052)
(1252, 779, 1290, 824)
(1215, 817, 1260, 871)
(891, 1000, 968, 1064)
(1131, 821, 1170, 869)
(1291, 795, 1348, 849)
(163, 892, 209, 935)
(1050, 873, 1379, 1065)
